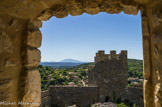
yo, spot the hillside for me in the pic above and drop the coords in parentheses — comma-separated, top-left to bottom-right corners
(37, 59, 143, 91)
(127, 59, 143, 79)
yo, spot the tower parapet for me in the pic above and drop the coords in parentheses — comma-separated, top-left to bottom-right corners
(91, 50, 128, 102)
(95, 50, 127, 63)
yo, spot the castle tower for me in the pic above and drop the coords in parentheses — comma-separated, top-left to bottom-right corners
(88, 50, 128, 102)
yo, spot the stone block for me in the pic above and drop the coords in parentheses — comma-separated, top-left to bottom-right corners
(28, 20, 42, 28)
(27, 31, 42, 48)
(98, 51, 105, 55)
(52, 6, 68, 18)
(122, 5, 139, 15)
(142, 18, 150, 36)
(110, 51, 117, 59)
(38, 10, 52, 21)
(84, 7, 100, 15)
(66, 0, 83, 16)
(20, 69, 41, 107)
(24, 49, 41, 67)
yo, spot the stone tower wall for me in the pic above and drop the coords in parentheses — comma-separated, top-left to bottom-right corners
(95, 50, 127, 63)
(41, 91, 51, 107)
(89, 50, 128, 102)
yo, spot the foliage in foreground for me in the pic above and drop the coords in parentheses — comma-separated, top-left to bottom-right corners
(116, 103, 128, 107)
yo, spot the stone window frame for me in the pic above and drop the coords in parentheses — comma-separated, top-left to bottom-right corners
(0, 0, 162, 107)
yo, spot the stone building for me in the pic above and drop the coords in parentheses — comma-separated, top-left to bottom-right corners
(88, 50, 128, 102)
(41, 50, 143, 107)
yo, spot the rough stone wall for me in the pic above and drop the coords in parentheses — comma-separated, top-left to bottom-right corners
(0, 12, 42, 107)
(17, 19, 42, 107)
(0, 13, 27, 106)
(0, 0, 141, 20)
(141, 1, 162, 107)
(88, 65, 96, 86)
(0, 17, 42, 106)
(49, 86, 99, 107)
(41, 91, 51, 107)
(0, 12, 42, 106)
(89, 51, 128, 102)
(127, 87, 144, 107)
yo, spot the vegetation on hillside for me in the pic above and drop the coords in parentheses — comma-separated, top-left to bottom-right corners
(127, 59, 143, 79)
(37, 59, 143, 91)
(37, 65, 89, 91)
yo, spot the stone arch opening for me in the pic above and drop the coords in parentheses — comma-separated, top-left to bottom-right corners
(0, 0, 162, 107)
(40, 12, 143, 106)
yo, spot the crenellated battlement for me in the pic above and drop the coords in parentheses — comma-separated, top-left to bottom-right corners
(95, 50, 127, 63)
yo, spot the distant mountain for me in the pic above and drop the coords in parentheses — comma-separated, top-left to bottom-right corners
(40, 59, 142, 69)
(40, 59, 87, 69)
(60, 59, 85, 63)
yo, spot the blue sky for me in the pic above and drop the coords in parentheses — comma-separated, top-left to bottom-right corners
(40, 12, 142, 62)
